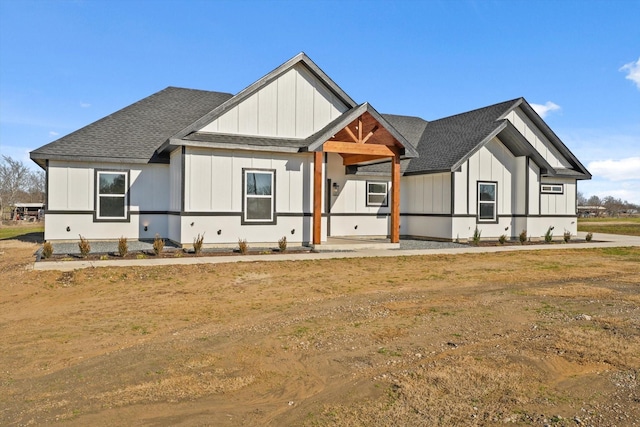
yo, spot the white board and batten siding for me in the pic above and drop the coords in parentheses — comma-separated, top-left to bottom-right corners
(200, 64, 349, 138)
(451, 137, 521, 239)
(181, 147, 317, 245)
(46, 160, 170, 241)
(505, 108, 572, 169)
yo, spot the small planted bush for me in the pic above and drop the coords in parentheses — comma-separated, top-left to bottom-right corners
(118, 236, 128, 257)
(42, 241, 54, 259)
(498, 234, 507, 245)
(78, 235, 91, 258)
(471, 227, 481, 246)
(586, 232, 593, 242)
(563, 230, 571, 243)
(193, 233, 205, 255)
(278, 236, 287, 252)
(153, 234, 164, 255)
(519, 229, 527, 244)
(544, 227, 554, 243)
(238, 238, 248, 255)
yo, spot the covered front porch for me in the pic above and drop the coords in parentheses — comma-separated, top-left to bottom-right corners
(308, 104, 418, 249)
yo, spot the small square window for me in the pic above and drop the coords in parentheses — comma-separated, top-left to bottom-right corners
(366, 181, 388, 207)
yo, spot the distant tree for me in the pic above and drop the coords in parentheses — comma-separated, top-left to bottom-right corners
(26, 169, 45, 203)
(577, 191, 588, 206)
(0, 155, 31, 218)
(586, 195, 603, 217)
(602, 196, 627, 217)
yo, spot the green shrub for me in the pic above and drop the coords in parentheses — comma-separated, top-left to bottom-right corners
(153, 234, 164, 255)
(519, 229, 527, 244)
(193, 233, 205, 255)
(586, 232, 593, 242)
(278, 236, 287, 252)
(118, 236, 128, 257)
(563, 230, 571, 243)
(544, 227, 554, 243)
(471, 227, 481, 246)
(498, 234, 507, 245)
(238, 238, 248, 255)
(42, 241, 53, 259)
(78, 235, 91, 258)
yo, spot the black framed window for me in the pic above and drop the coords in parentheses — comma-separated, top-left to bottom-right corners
(541, 184, 564, 194)
(243, 169, 275, 224)
(366, 181, 388, 207)
(477, 181, 497, 222)
(95, 170, 130, 222)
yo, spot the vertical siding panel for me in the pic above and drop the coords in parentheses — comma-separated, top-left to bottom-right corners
(211, 152, 232, 211)
(295, 66, 315, 137)
(277, 69, 297, 137)
(238, 92, 259, 135)
(257, 83, 278, 136)
(217, 105, 239, 133)
(424, 175, 433, 212)
(314, 78, 332, 132)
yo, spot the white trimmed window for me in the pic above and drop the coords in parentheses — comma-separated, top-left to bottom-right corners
(541, 184, 563, 194)
(96, 171, 129, 221)
(366, 181, 388, 207)
(243, 169, 275, 223)
(477, 182, 497, 222)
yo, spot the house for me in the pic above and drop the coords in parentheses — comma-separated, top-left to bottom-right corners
(30, 53, 591, 247)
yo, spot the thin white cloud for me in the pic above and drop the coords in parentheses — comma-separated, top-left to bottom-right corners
(530, 101, 561, 118)
(620, 57, 640, 90)
(49, 131, 59, 137)
(588, 157, 640, 181)
(80, 102, 91, 108)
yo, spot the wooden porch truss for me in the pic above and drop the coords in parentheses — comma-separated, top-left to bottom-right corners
(313, 112, 403, 245)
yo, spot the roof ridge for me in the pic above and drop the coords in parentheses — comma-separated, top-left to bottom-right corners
(429, 97, 523, 123)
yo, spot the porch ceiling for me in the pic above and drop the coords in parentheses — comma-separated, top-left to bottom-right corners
(323, 112, 401, 166)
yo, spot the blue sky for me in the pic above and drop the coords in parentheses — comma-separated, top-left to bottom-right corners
(1, 0, 639, 203)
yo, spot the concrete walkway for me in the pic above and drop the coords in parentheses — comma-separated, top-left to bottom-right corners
(31, 232, 640, 272)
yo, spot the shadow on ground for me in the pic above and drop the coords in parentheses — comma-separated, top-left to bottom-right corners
(0, 232, 44, 244)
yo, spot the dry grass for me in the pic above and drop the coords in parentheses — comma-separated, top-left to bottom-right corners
(1, 240, 639, 426)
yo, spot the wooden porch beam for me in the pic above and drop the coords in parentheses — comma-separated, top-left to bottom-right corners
(341, 154, 389, 166)
(357, 117, 363, 143)
(323, 141, 397, 157)
(313, 151, 322, 245)
(390, 154, 400, 243)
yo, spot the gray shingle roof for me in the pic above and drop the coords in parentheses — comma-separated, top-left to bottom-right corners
(358, 99, 519, 175)
(30, 87, 233, 166)
(358, 98, 590, 179)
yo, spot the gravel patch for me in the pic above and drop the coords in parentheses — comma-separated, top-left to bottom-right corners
(398, 239, 468, 250)
(51, 240, 179, 255)
(50, 238, 466, 256)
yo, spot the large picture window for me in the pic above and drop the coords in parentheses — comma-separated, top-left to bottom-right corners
(243, 169, 275, 224)
(366, 181, 388, 207)
(95, 170, 129, 221)
(477, 182, 497, 222)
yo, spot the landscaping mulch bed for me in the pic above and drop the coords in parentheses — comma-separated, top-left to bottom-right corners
(38, 247, 314, 262)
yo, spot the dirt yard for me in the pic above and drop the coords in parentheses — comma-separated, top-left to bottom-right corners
(1, 239, 638, 426)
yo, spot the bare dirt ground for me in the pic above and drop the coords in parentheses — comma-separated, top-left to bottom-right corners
(1, 239, 639, 426)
